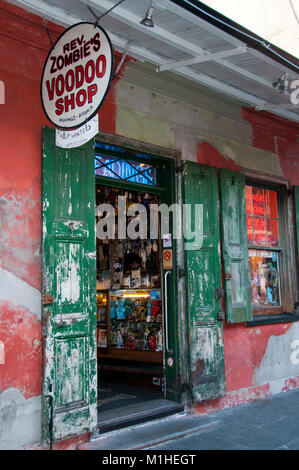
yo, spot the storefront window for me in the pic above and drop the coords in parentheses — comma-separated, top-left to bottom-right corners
(246, 186, 279, 246)
(246, 185, 281, 313)
(249, 250, 280, 307)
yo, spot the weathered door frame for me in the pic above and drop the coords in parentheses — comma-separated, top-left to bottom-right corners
(94, 133, 183, 404)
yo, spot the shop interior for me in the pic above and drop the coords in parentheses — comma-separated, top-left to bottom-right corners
(95, 182, 167, 429)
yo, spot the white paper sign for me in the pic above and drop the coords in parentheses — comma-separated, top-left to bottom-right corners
(55, 115, 99, 148)
(163, 233, 172, 248)
(41, 22, 113, 129)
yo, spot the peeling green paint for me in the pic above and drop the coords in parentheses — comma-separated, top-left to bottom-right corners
(183, 161, 226, 402)
(42, 127, 97, 445)
(219, 170, 252, 323)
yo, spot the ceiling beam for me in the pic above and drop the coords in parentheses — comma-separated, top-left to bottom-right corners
(157, 46, 247, 72)
(164, 0, 296, 76)
(256, 102, 299, 111)
(82, 0, 277, 91)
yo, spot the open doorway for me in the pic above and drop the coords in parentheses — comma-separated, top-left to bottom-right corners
(94, 145, 182, 431)
(95, 183, 171, 431)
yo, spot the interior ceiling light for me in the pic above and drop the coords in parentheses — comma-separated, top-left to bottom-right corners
(140, 2, 154, 28)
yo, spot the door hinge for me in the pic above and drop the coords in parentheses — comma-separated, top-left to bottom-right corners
(215, 287, 224, 301)
(218, 311, 225, 321)
(180, 383, 189, 393)
(42, 325, 48, 337)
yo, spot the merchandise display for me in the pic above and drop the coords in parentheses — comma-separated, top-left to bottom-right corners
(110, 289, 162, 352)
(95, 184, 164, 366)
(249, 250, 280, 307)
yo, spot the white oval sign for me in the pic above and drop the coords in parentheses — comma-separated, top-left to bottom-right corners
(41, 22, 114, 129)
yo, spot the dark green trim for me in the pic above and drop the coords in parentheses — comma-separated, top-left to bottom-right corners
(248, 245, 282, 251)
(246, 313, 299, 327)
(95, 175, 165, 194)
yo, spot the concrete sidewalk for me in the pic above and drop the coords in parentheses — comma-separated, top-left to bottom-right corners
(79, 388, 299, 450)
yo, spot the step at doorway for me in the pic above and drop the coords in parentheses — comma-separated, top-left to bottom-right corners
(97, 380, 184, 434)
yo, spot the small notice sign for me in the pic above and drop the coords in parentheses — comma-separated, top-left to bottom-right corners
(163, 249, 173, 269)
(162, 233, 172, 248)
(55, 115, 98, 148)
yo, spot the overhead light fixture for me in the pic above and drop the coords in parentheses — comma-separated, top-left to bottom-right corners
(140, 2, 154, 28)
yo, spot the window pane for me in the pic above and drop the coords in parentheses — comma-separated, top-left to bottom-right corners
(94, 155, 157, 185)
(95, 165, 119, 179)
(267, 219, 279, 246)
(254, 217, 267, 245)
(265, 190, 278, 218)
(249, 250, 280, 307)
(246, 186, 252, 215)
(247, 216, 254, 244)
(252, 188, 265, 216)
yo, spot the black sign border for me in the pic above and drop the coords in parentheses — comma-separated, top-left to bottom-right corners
(40, 22, 114, 130)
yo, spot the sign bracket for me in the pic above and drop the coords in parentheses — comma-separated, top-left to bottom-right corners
(42, 18, 54, 50)
(87, 1, 127, 27)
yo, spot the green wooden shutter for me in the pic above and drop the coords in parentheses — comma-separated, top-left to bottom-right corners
(183, 161, 225, 403)
(42, 126, 97, 444)
(219, 169, 252, 323)
(295, 186, 299, 258)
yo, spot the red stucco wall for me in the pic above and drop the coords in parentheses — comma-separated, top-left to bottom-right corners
(0, 0, 122, 400)
(194, 109, 299, 413)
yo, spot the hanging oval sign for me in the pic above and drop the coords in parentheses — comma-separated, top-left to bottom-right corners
(41, 22, 114, 129)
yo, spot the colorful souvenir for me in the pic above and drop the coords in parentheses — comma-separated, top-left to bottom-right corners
(110, 301, 116, 319)
(144, 328, 150, 350)
(156, 329, 163, 351)
(148, 333, 157, 351)
(116, 330, 123, 348)
(124, 298, 132, 318)
(116, 299, 126, 319)
(150, 300, 161, 320)
(146, 302, 152, 322)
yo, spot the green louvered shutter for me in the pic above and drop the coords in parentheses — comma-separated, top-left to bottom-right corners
(219, 169, 252, 323)
(183, 161, 225, 403)
(41, 126, 97, 445)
